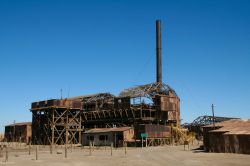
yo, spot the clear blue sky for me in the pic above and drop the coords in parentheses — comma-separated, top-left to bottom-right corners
(0, 0, 250, 131)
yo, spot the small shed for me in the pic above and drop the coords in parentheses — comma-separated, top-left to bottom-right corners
(4, 122, 32, 143)
(82, 127, 134, 147)
(202, 119, 250, 154)
(223, 128, 250, 154)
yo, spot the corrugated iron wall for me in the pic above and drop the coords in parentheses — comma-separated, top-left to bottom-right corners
(224, 134, 250, 154)
(135, 124, 170, 139)
(4, 125, 31, 143)
(203, 127, 250, 154)
(208, 132, 226, 153)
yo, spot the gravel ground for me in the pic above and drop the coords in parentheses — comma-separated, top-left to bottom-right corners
(0, 142, 249, 166)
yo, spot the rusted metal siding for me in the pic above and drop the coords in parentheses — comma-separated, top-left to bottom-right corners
(224, 134, 250, 154)
(135, 124, 170, 138)
(155, 93, 180, 126)
(202, 126, 221, 151)
(208, 133, 250, 154)
(4, 123, 32, 143)
(203, 120, 250, 154)
(31, 99, 82, 110)
(208, 132, 226, 153)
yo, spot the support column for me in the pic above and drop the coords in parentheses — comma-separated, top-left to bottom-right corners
(79, 110, 82, 144)
(66, 109, 69, 145)
(52, 109, 55, 145)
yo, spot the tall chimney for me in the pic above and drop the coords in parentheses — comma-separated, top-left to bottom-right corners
(156, 20, 162, 83)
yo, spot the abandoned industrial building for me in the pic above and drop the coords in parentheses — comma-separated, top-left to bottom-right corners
(4, 122, 32, 144)
(203, 119, 250, 154)
(2, 20, 247, 156)
(29, 20, 180, 146)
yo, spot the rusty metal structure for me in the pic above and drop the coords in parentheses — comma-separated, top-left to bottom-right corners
(186, 115, 237, 126)
(118, 82, 180, 126)
(31, 99, 82, 145)
(202, 119, 250, 154)
(182, 115, 238, 137)
(30, 20, 180, 145)
(4, 122, 32, 143)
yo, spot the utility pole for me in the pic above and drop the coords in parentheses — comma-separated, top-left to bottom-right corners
(60, 89, 63, 100)
(211, 104, 215, 128)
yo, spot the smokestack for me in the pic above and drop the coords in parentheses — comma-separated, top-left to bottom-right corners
(156, 20, 162, 83)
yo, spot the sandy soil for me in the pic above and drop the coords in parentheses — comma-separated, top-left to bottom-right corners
(0, 143, 249, 166)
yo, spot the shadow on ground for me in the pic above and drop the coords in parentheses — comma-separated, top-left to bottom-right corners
(192, 146, 207, 153)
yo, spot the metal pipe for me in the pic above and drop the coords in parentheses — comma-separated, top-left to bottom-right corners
(156, 20, 162, 83)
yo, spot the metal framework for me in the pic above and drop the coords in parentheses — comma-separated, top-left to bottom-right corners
(31, 83, 180, 145)
(30, 21, 181, 145)
(183, 115, 238, 127)
(82, 93, 115, 104)
(81, 82, 180, 127)
(31, 107, 82, 145)
(82, 108, 155, 128)
(182, 115, 238, 136)
(119, 82, 178, 99)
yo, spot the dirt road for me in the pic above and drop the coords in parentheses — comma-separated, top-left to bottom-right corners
(0, 144, 249, 166)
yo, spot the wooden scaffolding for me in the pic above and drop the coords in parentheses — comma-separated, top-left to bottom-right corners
(31, 99, 82, 145)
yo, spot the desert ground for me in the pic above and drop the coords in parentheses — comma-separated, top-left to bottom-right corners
(0, 142, 250, 166)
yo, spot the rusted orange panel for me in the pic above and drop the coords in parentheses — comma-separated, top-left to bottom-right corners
(135, 124, 170, 138)
(4, 122, 32, 144)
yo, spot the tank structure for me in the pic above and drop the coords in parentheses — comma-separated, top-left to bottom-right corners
(30, 20, 180, 145)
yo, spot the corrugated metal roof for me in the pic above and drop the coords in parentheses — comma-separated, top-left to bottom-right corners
(203, 119, 250, 128)
(224, 131, 250, 135)
(84, 127, 132, 134)
(223, 126, 250, 135)
(6, 122, 32, 127)
(206, 119, 250, 135)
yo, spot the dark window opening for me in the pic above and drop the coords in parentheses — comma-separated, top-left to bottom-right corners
(87, 135, 94, 141)
(99, 135, 108, 141)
